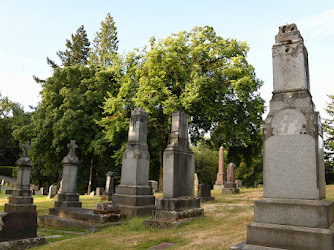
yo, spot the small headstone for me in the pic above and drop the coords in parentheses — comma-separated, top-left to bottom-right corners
(149, 180, 158, 192)
(40, 187, 48, 195)
(96, 187, 104, 197)
(194, 173, 199, 191)
(90, 191, 95, 197)
(47, 185, 57, 199)
(101, 172, 114, 201)
(198, 184, 214, 203)
(222, 163, 239, 194)
(1, 179, 4, 185)
(235, 179, 242, 188)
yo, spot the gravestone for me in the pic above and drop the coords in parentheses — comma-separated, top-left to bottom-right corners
(96, 187, 104, 197)
(40, 187, 48, 195)
(5, 142, 36, 212)
(47, 185, 57, 199)
(231, 24, 334, 250)
(194, 173, 199, 191)
(144, 111, 204, 228)
(54, 140, 82, 208)
(214, 146, 225, 190)
(198, 184, 214, 203)
(222, 163, 239, 194)
(101, 171, 114, 201)
(112, 108, 155, 217)
(235, 179, 242, 188)
(149, 180, 158, 192)
(90, 191, 95, 197)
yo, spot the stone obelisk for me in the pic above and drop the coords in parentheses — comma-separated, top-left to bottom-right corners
(112, 108, 155, 217)
(231, 23, 334, 249)
(222, 163, 239, 194)
(214, 146, 224, 190)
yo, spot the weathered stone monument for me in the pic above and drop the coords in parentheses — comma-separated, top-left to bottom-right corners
(198, 184, 215, 203)
(112, 108, 155, 217)
(214, 146, 224, 190)
(222, 163, 239, 194)
(55, 140, 82, 208)
(101, 171, 114, 201)
(47, 185, 57, 199)
(194, 173, 199, 191)
(5, 142, 36, 212)
(0, 142, 46, 249)
(144, 111, 204, 228)
(232, 23, 334, 249)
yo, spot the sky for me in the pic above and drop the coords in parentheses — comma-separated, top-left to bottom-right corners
(0, 0, 333, 119)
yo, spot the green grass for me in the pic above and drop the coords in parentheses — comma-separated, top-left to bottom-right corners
(2, 185, 334, 249)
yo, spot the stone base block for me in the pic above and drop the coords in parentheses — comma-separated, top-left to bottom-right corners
(224, 182, 237, 189)
(11, 189, 32, 197)
(54, 193, 82, 208)
(213, 184, 224, 190)
(0, 237, 46, 249)
(246, 222, 334, 250)
(199, 197, 215, 203)
(156, 197, 201, 211)
(8, 196, 33, 204)
(4, 203, 36, 212)
(230, 241, 283, 249)
(254, 198, 334, 228)
(116, 204, 156, 217)
(115, 185, 153, 195)
(222, 188, 239, 194)
(153, 207, 204, 221)
(112, 194, 155, 206)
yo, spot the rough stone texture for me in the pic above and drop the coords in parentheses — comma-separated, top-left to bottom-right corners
(55, 140, 82, 208)
(198, 184, 214, 203)
(215, 146, 224, 185)
(0, 211, 37, 241)
(112, 108, 155, 217)
(5, 142, 36, 212)
(149, 180, 158, 191)
(232, 23, 333, 250)
(0, 237, 46, 250)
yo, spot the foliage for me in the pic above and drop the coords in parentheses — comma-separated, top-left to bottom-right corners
(101, 26, 264, 189)
(90, 13, 119, 66)
(324, 94, 334, 183)
(13, 65, 121, 191)
(47, 25, 90, 68)
(192, 143, 219, 185)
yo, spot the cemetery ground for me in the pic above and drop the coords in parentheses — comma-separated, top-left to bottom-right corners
(2, 186, 334, 249)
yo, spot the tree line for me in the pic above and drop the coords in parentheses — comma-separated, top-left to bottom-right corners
(1, 13, 267, 192)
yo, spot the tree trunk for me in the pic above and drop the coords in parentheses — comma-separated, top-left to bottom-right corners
(158, 147, 164, 190)
(87, 158, 93, 194)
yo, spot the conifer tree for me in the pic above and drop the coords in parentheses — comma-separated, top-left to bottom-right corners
(90, 13, 118, 66)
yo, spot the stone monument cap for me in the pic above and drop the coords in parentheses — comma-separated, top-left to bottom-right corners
(16, 142, 33, 167)
(61, 140, 80, 165)
(131, 107, 147, 117)
(106, 171, 114, 177)
(275, 23, 303, 43)
(171, 111, 188, 140)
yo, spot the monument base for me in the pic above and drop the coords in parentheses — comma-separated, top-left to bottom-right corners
(231, 198, 334, 249)
(199, 197, 215, 203)
(101, 194, 112, 201)
(54, 193, 82, 208)
(4, 189, 36, 212)
(144, 197, 204, 228)
(112, 185, 155, 217)
(213, 184, 224, 190)
(222, 188, 239, 194)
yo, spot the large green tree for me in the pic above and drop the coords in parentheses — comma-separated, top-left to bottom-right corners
(324, 94, 334, 184)
(90, 13, 119, 66)
(101, 26, 264, 189)
(13, 65, 121, 191)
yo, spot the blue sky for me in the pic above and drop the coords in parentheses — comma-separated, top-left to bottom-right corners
(0, 0, 333, 119)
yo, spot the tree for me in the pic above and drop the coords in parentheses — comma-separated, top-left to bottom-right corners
(90, 13, 119, 66)
(47, 25, 90, 68)
(101, 26, 264, 190)
(13, 64, 121, 191)
(324, 94, 334, 183)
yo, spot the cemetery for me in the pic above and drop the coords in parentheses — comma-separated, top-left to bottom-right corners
(0, 15, 334, 249)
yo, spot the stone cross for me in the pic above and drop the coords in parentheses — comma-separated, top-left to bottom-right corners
(67, 140, 78, 157)
(21, 142, 32, 158)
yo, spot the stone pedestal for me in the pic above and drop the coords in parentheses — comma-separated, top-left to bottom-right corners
(214, 146, 225, 190)
(198, 184, 214, 203)
(144, 112, 204, 228)
(101, 171, 114, 201)
(222, 163, 239, 194)
(5, 142, 36, 212)
(54, 140, 82, 209)
(231, 24, 334, 250)
(112, 108, 155, 217)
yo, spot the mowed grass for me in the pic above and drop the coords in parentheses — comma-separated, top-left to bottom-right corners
(1, 185, 333, 249)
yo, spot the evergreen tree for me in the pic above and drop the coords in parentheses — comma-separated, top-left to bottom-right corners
(90, 13, 119, 66)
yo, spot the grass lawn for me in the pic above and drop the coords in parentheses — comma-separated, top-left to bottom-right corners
(2, 185, 334, 249)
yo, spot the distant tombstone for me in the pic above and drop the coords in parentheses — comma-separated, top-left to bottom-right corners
(222, 163, 239, 194)
(235, 179, 242, 188)
(194, 173, 199, 191)
(90, 191, 95, 197)
(101, 171, 114, 201)
(1, 179, 4, 185)
(40, 187, 48, 195)
(149, 180, 158, 192)
(47, 185, 57, 199)
(96, 187, 104, 197)
(54, 140, 82, 208)
(214, 146, 225, 190)
(198, 184, 214, 203)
